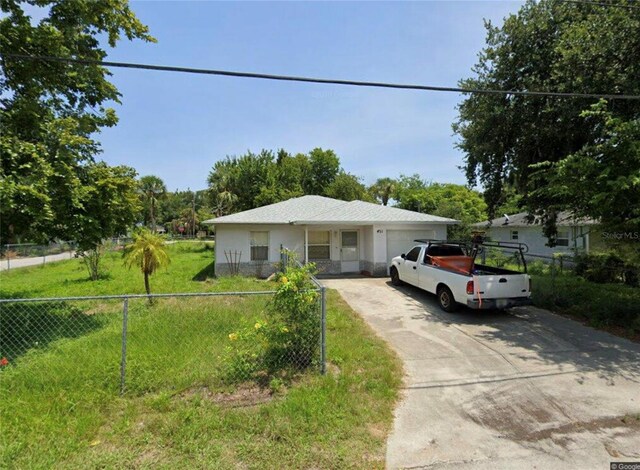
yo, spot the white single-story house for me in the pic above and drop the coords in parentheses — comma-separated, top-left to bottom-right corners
(472, 212, 599, 257)
(204, 195, 457, 277)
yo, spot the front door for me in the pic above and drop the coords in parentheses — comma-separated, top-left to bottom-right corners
(340, 230, 359, 273)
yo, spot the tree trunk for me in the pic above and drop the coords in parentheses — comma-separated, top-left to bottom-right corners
(150, 200, 156, 232)
(144, 272, 151, 294)
(144, 272, 152, 304)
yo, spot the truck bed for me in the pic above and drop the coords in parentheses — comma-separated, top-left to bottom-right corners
(470, 264, 522, 276)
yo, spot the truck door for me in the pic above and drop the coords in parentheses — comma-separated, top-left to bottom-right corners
(401, 246, 422, 286)
(418, 247, 437, 293)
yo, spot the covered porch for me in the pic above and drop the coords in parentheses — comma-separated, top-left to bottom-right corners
(296, 224, 381, 276)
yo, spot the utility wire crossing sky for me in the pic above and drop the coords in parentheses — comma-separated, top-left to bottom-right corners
(6, 54, 640, 101)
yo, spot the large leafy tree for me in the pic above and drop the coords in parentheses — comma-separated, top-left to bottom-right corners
(529, 103, 640, 249)
(394, 175, 487, 239)
(324, 172, 371, 202)
(74, 163, 141, 280)
(208, 150, 275, 212)
(0, 0, 155, 244)
(303, 148, 340, 195)
(207, 147, 348, 213)
(454, 0, 640, 239)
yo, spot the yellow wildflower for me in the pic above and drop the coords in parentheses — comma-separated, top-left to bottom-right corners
(280, 326, 289, 333)
(281, 276, 288, 283)
(228, 333, 238, 341)
(255, 322, 262, 330)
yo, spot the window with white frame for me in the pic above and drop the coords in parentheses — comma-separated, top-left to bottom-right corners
(250, 231, 269, 261)
(308, 230, 331, 260)
(510, 230, 519, 240)
(556, 230, 570, 247)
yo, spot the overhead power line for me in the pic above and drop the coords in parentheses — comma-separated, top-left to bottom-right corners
(559, 0, 640, 10)
(3, 53, 640, 101)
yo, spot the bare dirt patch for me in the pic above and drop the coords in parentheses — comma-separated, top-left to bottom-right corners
(180, 383, 274, 408)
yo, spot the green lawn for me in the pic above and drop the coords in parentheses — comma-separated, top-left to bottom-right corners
(0, 242, 268, 298)
(0, 243, 403, 468)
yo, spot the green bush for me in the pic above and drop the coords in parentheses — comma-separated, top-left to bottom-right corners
(223, 258, 320, 383)
(531, 274, 640, 334)
(526, 260, 548, 276)
(574, 251, 639, 286)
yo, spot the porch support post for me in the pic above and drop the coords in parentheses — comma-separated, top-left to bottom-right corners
(304, 225, 309, 264)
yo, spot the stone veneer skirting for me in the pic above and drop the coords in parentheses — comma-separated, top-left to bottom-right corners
(215, 261, 278, 279)
(214, 260, 389, 278)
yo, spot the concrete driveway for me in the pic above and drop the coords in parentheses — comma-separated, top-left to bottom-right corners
(322, 278, 640, 469)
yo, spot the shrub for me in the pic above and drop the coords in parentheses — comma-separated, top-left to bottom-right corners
(526, 260, 548, 276)
(574, 251, 639, 286)
(223, 257, 320, 383)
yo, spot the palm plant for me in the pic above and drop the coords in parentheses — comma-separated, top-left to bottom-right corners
(123, 228, 170, 298)
(139, 175, 167, 231)
(369, 177, 396, 206)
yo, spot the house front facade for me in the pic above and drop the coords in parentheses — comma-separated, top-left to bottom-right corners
(204, 195, 457, 277)
(473, 212, 599, 258)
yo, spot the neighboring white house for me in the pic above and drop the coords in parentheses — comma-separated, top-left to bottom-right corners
(472, 212, 599, 257)
(204, 195, 457, 277)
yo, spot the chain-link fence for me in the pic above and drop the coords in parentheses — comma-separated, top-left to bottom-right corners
(0, 242, 78, 271)
(480, 247, 639, 286)
(0, 288, 326, 397)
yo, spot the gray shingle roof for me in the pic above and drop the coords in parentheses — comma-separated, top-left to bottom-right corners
(203, 195, 458, 225)
(472, 211, 598, 228)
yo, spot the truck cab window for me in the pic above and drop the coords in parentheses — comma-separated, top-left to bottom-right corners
(405, 247, 421, 262)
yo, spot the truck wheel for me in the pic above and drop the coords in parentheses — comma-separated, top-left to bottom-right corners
(437, 285, 457, 312)
(390, 267, 403, 286)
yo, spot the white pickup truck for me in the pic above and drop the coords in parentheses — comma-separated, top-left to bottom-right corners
(389, 240, 532, 312)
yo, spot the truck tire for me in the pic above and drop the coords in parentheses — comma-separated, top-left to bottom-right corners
(390, 267, 403, 286)
(437, 285, 457, 313)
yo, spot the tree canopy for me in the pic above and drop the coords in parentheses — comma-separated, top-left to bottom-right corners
(0, 0, 155, 244)
(393, 175, 487, 239)
(207, 148, 360, 214)
(454, 0, 640, 239)
(368, 178, 396, 206)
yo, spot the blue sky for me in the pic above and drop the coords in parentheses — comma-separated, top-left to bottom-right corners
(94, 1, 522, 191)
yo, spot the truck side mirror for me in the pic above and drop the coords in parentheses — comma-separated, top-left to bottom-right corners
(401, 253, 406, 259)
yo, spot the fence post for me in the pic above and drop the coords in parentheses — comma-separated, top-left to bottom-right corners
(320, 286, 326, 375)
(551, 257, 556, 301)
(120, 297, 129, 395)
(280, 244, 284, 273)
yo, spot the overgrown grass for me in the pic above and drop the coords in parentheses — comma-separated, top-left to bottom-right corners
(530, 274, 640, 336)
(0, 292, 402, 468)
(0, 243, 403, 468)
(483, 257, 640, 337)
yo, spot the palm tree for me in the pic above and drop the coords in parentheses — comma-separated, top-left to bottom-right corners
(139, 175, 167, 231)
(369, 177, 397, 206)
(123, 228, 170, 298)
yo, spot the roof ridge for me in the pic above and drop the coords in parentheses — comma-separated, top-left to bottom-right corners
(293, 198, 353, 222)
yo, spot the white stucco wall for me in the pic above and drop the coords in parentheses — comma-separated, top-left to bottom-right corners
(214, 224, 305, 264)
(486, 225, 589, 257)
(214, 222, 451, 276)
(215, 224, 372, 264)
